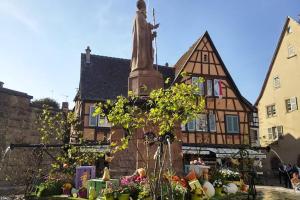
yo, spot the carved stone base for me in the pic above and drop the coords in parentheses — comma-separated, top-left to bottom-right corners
(128, 69, 163, 96)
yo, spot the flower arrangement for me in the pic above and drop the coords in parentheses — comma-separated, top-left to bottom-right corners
(172, 181, 188, 199)
(137, 183, 151, 200)
(212, 179, 223, 188)
(190, 158, 205, 165)
(102, 186, 114, 196)
(219, 168, 240, 181)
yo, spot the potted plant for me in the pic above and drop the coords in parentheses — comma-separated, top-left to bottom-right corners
(172, 182, 187, 200)
(138, 183, 151, 200)
(213, 179, 224, 196)
(102, 187, 114, 200)
(118, 186, 130, 200)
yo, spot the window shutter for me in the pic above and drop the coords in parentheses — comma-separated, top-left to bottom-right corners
(286, 99, 291, 112)
(290, 97, 298, 111)
(277, 126, 283, 138)
(209, 112, 216, 132)
(207, 80, 213, 96)
(268, 128, 273, 140)
(272, 127, 278, 140)
(214, 79, 220, 96)
(192, 77, 199, 94)
(199, 82, 204, 95)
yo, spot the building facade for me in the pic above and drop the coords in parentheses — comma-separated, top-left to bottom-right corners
(74, 32, 261, 176)
(256, 17, 300, 171)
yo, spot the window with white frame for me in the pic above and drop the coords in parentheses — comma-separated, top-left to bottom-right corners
(192, 77, 204, 95)
(273, 76, 280, 89)
(288, 45, 296, 58)
(207, 80, 213, 96)
(268, 126, 283, 140)
(225, 115, 239, 134)
(89, 106, 97, 126)
(196, 114, 208, 132)
(208, 111, 216, 132)
(286, 97, 298, 112)
(266, 105, 276, 118)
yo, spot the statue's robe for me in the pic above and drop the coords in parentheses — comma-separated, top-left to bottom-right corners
(131, 11, 154, 71)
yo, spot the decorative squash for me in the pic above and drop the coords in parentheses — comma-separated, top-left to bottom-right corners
(102, 167, 110, 181)
(202, 181, 215, 198)
(137, 168, 146, 177)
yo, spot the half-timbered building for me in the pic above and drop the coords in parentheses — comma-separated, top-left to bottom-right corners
(73, 32, 263, 176)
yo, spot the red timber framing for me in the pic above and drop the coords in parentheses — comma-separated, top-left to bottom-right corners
(174, 31, 254, 147)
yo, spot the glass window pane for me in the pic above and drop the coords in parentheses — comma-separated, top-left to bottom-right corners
(187, 119, 195, 131)
(89, 106, 97, 126)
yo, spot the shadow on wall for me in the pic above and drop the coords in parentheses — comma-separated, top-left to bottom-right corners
(262, 133, 300, 185)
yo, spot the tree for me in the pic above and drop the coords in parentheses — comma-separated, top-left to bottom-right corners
(95, 77, 205, 198)
(32, 98, 60, 109)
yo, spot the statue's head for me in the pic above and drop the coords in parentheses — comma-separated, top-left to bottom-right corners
(137, 0, 146, 10)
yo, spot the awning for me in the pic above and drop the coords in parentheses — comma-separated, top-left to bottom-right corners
(182, 146, 266, 159)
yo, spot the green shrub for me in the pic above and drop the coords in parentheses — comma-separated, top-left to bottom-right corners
(36, 180, 63, 197)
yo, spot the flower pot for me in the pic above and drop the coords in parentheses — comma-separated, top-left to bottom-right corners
(191, 193, 201, 200)
(118, 193, 130, 200)
(104, 194, 114, 200)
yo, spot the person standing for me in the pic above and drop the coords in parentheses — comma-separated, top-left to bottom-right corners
(278, 164, 284, 185)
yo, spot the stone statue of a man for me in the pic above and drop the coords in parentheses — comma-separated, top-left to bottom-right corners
(131, 0, 159, 71)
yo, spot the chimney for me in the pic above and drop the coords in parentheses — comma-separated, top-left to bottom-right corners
(62, 102, 69, 112)
(0, 81, 4, 88)
(85, 46, 91, 64)
(165, 62, 169, 67)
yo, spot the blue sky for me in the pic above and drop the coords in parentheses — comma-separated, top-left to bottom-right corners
(0, 0, 299, 107)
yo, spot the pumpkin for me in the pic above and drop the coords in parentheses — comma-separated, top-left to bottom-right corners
(202, 181, 215, 198)
(137, 168, 146, 177)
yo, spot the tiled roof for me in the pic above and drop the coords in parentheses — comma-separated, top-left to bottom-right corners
(77, 54, 175, 101)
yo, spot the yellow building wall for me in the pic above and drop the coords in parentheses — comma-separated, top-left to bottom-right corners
(257, 18, 300, 168)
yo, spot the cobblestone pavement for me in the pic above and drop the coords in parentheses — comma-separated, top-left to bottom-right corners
(256, 186, 300, 200)
(0, 186, 300, 199)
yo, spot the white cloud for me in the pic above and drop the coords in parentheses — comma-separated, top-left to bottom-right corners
(0, 1, 40, 34)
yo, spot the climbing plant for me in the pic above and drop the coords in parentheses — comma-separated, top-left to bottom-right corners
(95, 76, 205, 153)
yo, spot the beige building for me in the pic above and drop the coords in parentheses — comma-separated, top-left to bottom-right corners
(256, 17, 300, 171)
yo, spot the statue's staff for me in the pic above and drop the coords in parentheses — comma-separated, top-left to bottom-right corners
(152, 8, 158, 71)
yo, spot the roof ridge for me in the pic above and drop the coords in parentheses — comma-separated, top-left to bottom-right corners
(255, 17, 291, 105)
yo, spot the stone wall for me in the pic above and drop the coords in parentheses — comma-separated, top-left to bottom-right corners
(0, 88, 60, 194)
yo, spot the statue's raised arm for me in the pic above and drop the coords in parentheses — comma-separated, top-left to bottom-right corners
(131, 0, 159, 71)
